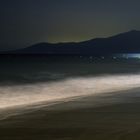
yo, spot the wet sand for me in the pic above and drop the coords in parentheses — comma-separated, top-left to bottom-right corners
(1, 88, 140, 140)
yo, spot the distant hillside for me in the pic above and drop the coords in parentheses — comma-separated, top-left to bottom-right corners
(2, 30, 140, 55)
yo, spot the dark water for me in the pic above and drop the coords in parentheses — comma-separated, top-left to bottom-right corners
(0, 55, 140, 85)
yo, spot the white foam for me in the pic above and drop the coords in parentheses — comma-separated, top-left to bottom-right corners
(0, 74, 140, 109)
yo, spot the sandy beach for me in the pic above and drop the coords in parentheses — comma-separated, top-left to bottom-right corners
(1, 87, 140, 140)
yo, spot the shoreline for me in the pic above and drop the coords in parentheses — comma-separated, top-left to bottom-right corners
(0, 87, 140, 139)
(0, 86, 140, 121)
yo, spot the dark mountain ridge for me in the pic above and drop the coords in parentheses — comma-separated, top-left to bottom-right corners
(2, 30, 140, 55)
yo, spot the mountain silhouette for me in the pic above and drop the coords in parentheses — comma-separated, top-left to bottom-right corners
(3, 30, 140, 55)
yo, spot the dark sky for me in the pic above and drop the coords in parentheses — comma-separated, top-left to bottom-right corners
(1, 0, 140, 50)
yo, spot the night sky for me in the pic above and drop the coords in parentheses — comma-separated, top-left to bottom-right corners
(1, 0, 140, 50)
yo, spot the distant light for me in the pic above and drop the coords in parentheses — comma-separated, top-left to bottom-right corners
(122, 53, 140, 59)
(127, 54, 140, 59)
(90, 56, 93, 59)
(115, 53, 140, 59)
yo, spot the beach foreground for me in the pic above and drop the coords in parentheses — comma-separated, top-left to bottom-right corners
(1, 58, 140, 139)
(1, 87, 140, 140)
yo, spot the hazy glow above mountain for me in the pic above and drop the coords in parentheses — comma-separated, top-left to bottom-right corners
(1, 0, 140, 49)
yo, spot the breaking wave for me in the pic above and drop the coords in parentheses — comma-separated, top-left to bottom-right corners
(0, 74, 140, 110)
